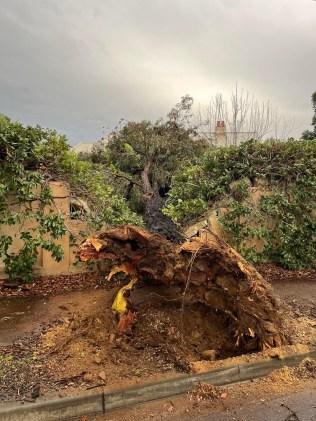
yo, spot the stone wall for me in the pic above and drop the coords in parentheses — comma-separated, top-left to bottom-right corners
(184, 181, 272, 250)
(0, 181, 89, 279)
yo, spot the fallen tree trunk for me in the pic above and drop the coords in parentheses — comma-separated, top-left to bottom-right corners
(78, 225, 286, 352)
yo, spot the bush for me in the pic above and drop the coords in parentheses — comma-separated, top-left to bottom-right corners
(0, 115, 142, 281)
(0, 115, 66, 281)
(165, 139, 316, 269)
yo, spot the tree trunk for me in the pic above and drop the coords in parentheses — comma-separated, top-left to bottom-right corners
(141, 162, 184, 243)
(79, 225, 286, 353)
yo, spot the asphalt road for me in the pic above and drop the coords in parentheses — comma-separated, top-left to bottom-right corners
(176, 389, 316, 421)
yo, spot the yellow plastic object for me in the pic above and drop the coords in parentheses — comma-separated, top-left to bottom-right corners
(90, 238, 106, 252)
(111, 278, 137, 314)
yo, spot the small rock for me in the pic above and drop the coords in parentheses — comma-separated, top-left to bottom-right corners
(98, 371, 106, 381)
(201, 349, 217, 361)
(83, 372, 94, 383)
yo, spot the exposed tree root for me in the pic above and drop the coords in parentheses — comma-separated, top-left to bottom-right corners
(78, 225, 286, 353)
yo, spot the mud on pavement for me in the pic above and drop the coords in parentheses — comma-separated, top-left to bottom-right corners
(0, 263, 315, 404)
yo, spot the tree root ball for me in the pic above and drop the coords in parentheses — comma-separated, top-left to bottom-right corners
(78, 225, 286, 353)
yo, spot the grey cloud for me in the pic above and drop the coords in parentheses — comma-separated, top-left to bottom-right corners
(0, 0, 315, 142)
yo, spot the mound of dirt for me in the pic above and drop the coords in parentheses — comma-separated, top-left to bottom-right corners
(0, 285, 313, 401)
(38, 279, 313, 395)
(41, 285, 239, 388)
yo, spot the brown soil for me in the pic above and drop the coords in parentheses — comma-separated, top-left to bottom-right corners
(0, 262, 315, 404)
(188, 343, 312, 374)
(1, 275, 312, 403)
(41, 285, 237, 393)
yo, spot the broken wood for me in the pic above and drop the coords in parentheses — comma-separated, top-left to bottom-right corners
(78, 225, 286, 352)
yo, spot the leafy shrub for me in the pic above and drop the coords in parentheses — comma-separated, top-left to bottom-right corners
(165, 139, 316, 269)
(0, 115, 142, 281)
(0, 115, 66, 281)
(50, 150, 143, 229)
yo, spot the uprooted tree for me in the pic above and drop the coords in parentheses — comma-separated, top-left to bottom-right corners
(90, 96, 207, 242)
(78, 225, 286, 353)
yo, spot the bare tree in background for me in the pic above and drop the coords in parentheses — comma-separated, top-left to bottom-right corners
(197, 85, 293, 145)
(272, 109, 296, 140)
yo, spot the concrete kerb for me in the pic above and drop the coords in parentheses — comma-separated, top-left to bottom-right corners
(0, 350, 315, 421)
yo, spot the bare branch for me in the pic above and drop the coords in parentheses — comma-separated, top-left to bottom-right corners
(196, 85, 292, 145)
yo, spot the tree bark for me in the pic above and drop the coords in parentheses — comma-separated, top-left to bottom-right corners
(141, 161, 154, 195)
(141, 161, 184, 243)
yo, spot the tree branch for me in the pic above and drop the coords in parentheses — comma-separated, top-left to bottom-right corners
(105, 170, 143, 190)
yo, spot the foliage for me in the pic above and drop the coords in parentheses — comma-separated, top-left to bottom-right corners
(88, 96, 207, 211)
(218, 179, 266, 263)
(34, 125, 143, 229)
(52, 151, 143, 229)
(3, 90, 316, 277)
(0, 115, 66, 281)
(258, 181, 316, 269)
(0, 115, 142, 281)
(302, 91, 316, 140)
(221, 179, 316, 269)
(32, 122, 143, 229)
(162, 164, 212, 223)
(165, 139, 316, 269)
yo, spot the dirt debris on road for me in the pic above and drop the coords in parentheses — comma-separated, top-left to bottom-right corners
(0, 280, 313, 403)
(188, 383, 227, 404)
(0, 228, 315, 405)
(92, 359, 316, 421)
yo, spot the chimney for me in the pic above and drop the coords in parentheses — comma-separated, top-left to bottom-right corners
(215, 121, 227, 146)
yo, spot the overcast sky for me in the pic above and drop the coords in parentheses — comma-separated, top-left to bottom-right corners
(0, 0, 315, 143)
